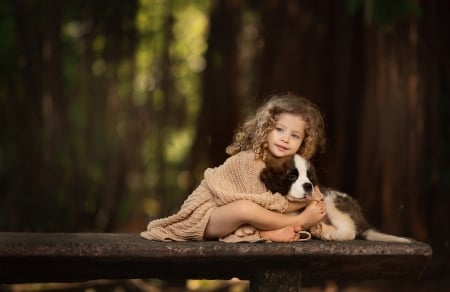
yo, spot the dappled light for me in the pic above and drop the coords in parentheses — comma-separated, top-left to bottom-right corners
(0, 0, 448, 291)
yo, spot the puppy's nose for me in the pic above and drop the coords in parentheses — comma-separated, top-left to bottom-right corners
(303, 182, 313, 193)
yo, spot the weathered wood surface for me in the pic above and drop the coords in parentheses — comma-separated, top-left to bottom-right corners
(0, 233, 432, 284)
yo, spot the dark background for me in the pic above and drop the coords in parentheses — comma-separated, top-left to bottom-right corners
(0, 0, 448, 291)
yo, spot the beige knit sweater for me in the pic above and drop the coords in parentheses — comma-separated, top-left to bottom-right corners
(140, 150, 289, 242)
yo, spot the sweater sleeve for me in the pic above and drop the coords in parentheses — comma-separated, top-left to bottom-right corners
(204, 151, 289, 213)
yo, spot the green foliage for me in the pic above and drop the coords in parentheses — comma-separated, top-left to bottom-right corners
(346, 0, 421, 26)
(136, 0, 210, 218)
(0, 0, 211, 231)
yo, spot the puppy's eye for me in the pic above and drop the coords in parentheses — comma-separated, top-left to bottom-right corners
(287, 169, 298, 182)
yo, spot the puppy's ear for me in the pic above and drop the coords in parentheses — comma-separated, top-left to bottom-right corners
(260, 158, 294, 195)
(307, 161, 319, 186)
(260, 167, 281, 191)
(264, 153, 291, 169)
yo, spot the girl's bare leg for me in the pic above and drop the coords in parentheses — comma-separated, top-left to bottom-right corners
(259, 201, 326, 242)
(204, 200, 325, 240)
(204, 200, 293, 239)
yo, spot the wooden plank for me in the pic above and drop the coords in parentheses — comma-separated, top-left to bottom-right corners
(0, 233, 432, 284)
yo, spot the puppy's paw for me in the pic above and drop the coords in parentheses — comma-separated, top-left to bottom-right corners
(310, 224, 323, 238)
(321, 231, 338, 241)
(310, 222, 338, 240)
(322, 229, 356, 241)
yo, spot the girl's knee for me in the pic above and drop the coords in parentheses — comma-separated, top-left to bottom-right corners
(231, 200, 261, 221)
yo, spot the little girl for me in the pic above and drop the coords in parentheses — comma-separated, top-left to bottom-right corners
(141, 93, 327, 242)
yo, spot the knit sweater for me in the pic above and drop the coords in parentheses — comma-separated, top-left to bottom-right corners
(140, 150, 290, 242)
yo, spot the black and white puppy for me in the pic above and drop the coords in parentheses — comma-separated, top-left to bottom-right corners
(260, 154, 412, 243)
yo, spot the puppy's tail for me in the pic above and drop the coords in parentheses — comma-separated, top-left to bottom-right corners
(362, 229, 412, 243)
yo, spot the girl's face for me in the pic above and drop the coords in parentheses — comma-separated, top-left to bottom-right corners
(267, 113, 306, 158)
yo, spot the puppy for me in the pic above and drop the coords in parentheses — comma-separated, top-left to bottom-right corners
(260, 154, 412, 243)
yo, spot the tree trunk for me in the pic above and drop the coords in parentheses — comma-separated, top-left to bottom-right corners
(418, 0, 450, 276)
(188, 0, 242, 186)
(356, 21, 426, 238)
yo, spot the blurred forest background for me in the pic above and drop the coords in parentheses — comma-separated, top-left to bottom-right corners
(0, 0, 449, 291)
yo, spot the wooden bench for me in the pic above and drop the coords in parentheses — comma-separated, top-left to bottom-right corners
(0, 233, 432, 291)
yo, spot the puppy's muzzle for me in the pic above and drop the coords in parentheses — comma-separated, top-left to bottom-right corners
(303, 182, 313, 199)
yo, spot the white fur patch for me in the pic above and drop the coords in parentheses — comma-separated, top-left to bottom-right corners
(363, 229, 412, 243)
(288, 155, 313, 200)
(322, 192, 356, 240)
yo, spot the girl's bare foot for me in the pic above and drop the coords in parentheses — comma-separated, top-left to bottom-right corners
(297, 200, 326, 229)
(259, 225, 302, 242)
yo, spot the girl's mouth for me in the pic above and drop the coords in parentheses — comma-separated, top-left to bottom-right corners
(275, 144, 288, 151)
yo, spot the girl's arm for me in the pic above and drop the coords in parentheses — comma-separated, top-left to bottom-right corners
(211, 186, 289, 212)
(285, 200, 308, 213)
(204, 152, 289, 213)
(284, 186, 323, 213)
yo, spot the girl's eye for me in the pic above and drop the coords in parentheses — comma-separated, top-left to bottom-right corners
(291, 134, 300, 139)
(276, 127, 283, 132)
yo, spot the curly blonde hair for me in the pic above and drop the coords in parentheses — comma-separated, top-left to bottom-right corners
(226, 93, 325, 160)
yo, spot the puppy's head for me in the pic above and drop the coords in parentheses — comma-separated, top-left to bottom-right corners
(260, 154, 318, 201)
